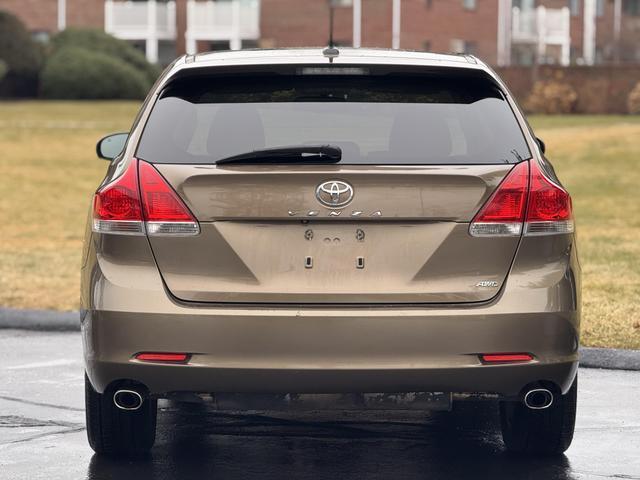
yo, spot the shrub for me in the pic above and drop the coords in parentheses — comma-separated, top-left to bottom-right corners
(628, 82, 640, 115)
(0, 11, 44, 97)
(51, 28, 161, 85)
(524, 80, 578, 114)
(41, 47, 149, 99)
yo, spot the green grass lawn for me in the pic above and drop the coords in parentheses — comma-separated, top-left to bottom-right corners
(0, 101, 138, 314)
(528, 115, 640, 349)
(0, 102, 638, 349)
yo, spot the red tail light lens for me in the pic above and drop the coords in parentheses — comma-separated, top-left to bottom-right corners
(469, 161, 529, 236)
(139, 161, 195, 222)
(94, 161, 141, 220)
(138, 160, 200, 236)
(524, 161, 574, 235)
(92, 159, 144, 235)
(92, 159, 200, 236)
(470, 160, 574, 237)
(94, 187, 140, 220)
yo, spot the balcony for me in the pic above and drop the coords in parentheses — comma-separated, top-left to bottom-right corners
(511, 6, 571, 65)
(105, 0, 177, 62)
(186, 0, 261, 53)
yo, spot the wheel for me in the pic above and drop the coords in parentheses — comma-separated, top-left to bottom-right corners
(85, 373, 157, 456)
(499, 376, 577, 455)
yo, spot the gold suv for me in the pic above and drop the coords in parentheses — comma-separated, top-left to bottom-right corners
(82, 48, 579, 457)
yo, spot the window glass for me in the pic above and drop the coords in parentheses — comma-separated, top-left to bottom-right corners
(569, 0, 581, 16)
(462, 0, 477, 10)
(624, 0, 640, 15)
(137, 72, 531, 165)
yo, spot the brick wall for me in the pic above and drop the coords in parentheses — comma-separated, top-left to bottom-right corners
(260, 0, 354, 47)
(260, 0, 502, 60)
(536, 0, 640, 64)
(0, 0, 58, 32)
(360, 0, 391, 48)
(401, 0, 500, 63)
(497, 65, 640, 113)
(0, 0, 103, 33)
(2, 0, 639, 69)
(66, 0, 104, 29)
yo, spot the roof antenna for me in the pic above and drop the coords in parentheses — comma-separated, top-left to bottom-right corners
(323, 0, 339, 62)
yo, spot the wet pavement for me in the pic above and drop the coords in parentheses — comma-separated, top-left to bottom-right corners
(0, 329, 638, 480)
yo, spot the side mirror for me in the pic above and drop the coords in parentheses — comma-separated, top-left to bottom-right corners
(96, 133, 128, 160)
(536, 137, 546, 155)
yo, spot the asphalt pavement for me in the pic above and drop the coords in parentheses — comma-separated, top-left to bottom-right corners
(0, 329, 639, 480)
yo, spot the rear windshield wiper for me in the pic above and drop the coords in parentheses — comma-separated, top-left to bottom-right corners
(214, 145, 342, 165)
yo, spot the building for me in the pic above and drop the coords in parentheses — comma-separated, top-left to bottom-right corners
(1, 0, 639, 66)
(510, 0, 640, 65)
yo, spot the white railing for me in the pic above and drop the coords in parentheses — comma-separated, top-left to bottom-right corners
(105, 0, 176, 63)
(512, 6, 570, 65)
(186, 0, 260, 52)
(545, 8, 571, 42)
(105, 0, 176, 40)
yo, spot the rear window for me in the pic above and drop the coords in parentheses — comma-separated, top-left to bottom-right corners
(137, 69, 531, 165)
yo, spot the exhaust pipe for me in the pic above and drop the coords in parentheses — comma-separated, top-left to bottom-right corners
(523, 388, 554, 410)
(113, 389, 144, 411)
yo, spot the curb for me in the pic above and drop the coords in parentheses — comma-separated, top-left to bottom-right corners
(1, 308, 639, 371)
(0, 307, 79, 332)
(580, 346, 640, 372)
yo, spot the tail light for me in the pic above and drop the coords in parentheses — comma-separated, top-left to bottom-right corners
(524, 160, 574, 235)
(470, 160, 573, 237)
(92, 159, 144, 235)
(138, 161, 199, 236)
(92, 159, 199, 236)
(469, 161, 529, 237)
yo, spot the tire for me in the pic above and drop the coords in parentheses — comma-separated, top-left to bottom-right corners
(85, 373, 157, 456)
(499, 376, 577, 455)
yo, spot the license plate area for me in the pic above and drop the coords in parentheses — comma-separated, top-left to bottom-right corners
(208, 220, 464, 298)
(300, 223, 368, 271)
(213, 220, 436, 288)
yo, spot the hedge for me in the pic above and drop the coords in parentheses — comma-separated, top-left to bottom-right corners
(41, 46, 149, 100)
(51, 28, 161, 85)
(524, 80, 578, 114)
(0, 11, 44, 97)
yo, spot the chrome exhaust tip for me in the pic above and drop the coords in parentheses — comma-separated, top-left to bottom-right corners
(523, 388, 554, 410)
(113, 389, 144, 411)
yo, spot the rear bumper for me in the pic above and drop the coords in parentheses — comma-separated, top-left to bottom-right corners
(81, 233, 580, 398)
(83, 306, 578, 397)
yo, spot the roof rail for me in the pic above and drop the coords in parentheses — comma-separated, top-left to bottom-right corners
(447, 52, 479, 64)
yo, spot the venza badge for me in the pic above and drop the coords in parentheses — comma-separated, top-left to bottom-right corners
(315, 180, 354, 208)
